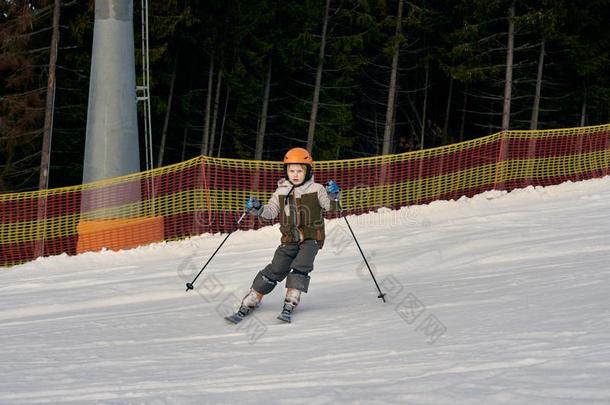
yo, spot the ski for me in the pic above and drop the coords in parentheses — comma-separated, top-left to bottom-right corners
(224, 312, 246, 324)
(224, 305, 253, 324)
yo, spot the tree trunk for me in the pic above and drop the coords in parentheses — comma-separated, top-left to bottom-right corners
(420, 61, 429, 150)
(374, 112, 380, 155)
(501, 1, 515, 131)
(209, 66, 223, 157)
(530, 40, 545, 130)
(407, 94, 422, 142)
(181, 128, 188, 162)
(216, 86, 231, 158)
(580, 90, 587, 127)
(256, 52, 272, 161)
(459, 85, 468, 142)
(443, 74, 453, 137)
(201, 53, 214, 156)
(38, 0, 61, 191)
(36, 0, 61, 258)
(157, 54, 178, 168)
(306, 0, 331, 152)
(526, 41, 544, 184)
(382, 0, 403, 155)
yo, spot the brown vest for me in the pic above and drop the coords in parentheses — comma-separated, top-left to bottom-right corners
(278, 192, 327, 248)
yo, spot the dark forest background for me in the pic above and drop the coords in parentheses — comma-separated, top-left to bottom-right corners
(1, 0, 609, 192)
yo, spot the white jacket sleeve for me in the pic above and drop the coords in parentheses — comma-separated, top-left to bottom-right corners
(317, 183, 332, 211)
(260, 190, 281, 220)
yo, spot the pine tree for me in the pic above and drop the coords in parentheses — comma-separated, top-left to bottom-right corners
(0, 1, 52, 191)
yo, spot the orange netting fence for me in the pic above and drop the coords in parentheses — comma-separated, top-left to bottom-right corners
(1, 124, 609, 267)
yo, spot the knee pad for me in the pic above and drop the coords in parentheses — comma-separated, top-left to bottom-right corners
(251, 271, 277, 295)
(286, 271, 310, 293)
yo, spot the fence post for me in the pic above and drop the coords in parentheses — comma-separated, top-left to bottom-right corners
(494, 131, 510, 191)
(525, 131, 538, 187)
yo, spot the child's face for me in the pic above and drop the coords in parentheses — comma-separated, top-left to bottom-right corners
(287, 164, 306, 185)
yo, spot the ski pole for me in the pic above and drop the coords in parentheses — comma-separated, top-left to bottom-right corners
(337, 200, 386, 302)
(185, 211, 247, 292)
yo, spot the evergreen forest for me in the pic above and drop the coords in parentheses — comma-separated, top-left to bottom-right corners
(1, 0, 609, 191)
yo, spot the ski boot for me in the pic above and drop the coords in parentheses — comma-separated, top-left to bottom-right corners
(277, 288, 301, 323)
(225, 289, 263, 324)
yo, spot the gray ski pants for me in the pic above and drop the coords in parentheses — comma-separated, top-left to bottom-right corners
(251, 240, 319, 294)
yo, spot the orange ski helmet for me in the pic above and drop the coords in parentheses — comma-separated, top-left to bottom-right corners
(283, 147, 313, 165)
(283, 147, 313, 183)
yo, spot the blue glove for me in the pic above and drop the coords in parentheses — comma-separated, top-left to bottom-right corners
(326, 180, 340, 200)
(245, 196, 262, 214)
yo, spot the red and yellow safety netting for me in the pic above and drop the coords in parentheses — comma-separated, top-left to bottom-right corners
(1, 124, 609, 267)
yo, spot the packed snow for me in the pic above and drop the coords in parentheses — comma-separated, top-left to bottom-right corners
(2, 177, 610, 404)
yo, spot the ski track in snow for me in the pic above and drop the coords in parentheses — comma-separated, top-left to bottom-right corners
(2, 178, 610, 404)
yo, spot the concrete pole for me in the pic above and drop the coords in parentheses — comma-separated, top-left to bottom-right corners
(82, 0, 140, 217)
(83, 0, 140, 184)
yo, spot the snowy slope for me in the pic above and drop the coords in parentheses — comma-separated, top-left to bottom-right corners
(1, 177, 610, 404)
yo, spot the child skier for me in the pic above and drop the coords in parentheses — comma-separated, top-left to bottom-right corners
(226, 147, 341, 323)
